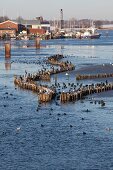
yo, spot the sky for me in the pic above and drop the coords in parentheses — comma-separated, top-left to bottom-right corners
(0, 0, 113, 20)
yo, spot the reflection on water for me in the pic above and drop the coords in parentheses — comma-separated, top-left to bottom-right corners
(5, 59, 11, 70)
(0, 31, 113, 170)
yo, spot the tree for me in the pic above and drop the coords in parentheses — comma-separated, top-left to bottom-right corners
(0, 16, 9, 22)
(94, 20, 103, 28)
(16, 16, 24, 23)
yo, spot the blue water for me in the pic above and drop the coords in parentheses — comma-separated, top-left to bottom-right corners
(0, 30, 113, 170)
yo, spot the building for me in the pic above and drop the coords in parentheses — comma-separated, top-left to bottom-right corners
(28, 28, 46, 35)
(0, 20, 26, 38)
(36, 16, 50, 31)
(41, 21, 50, 31)
(0, 20, 18, 38)
(0, 18, 50, 38)
(14, 19, 50, 35)
(17, 20, 43, 35)
(16, 20, 41, 29)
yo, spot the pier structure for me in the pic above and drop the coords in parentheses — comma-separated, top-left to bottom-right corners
(76, 73, 113, 80)
(14, 54, 75, 102)
(14, 76, 55, 102)
(14, 54, 113, 103)
(60, 82, 113, 102)
(26, 54, 75, 82)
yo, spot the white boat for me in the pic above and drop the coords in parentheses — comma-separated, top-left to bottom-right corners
(81, 26, 101, 39)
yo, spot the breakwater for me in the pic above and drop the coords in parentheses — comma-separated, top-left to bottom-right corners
(76, 73, 113, 80)
(60, 82, 113, 102)
(14, 54, 75, 102)
(14, 76, 55, 102)
(26, 54, 75, 81)
(14, 54, 113, 103)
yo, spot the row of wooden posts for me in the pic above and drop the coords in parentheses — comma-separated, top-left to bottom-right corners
(60, 83, 113, 102)
(14, 54, 75, 102)
(14, 53, 113, 103)
(26, 54, 75, 82)
(14, 73, 113, 103)
(76, 73, 113, 80)
(48, 54, 75, 70)
(14, 76, 55, 102)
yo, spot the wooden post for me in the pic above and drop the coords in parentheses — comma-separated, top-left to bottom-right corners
(35, 37, 40, 49)
(5, 43, 11, 58)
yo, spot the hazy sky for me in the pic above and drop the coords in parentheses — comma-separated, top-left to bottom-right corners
(0, 0, 113, 20)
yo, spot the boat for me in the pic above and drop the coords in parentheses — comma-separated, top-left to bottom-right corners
(81, 26, 101, 39)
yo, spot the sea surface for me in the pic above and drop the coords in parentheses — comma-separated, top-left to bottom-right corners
(0, 30, 113, 170)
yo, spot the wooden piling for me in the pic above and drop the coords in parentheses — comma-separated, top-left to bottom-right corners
(14, 54, 113, 104)
(76, 72, 113, 80)
(5, 43, 11, 58)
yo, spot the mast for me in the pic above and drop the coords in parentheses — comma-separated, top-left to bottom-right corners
(60, 9, 64, 29)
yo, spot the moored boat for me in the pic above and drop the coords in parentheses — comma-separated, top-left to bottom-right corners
(76, 26, 101, 39)
(81, 27, 101, 39)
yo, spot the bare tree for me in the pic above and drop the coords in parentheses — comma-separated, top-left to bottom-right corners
(0, 16, 9, 22)
(94, 20, 103, 28)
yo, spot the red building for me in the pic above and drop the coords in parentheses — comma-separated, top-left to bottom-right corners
(28, 28, 46, 35)
(0, 20, 18, 38)
(0, 19, 50, 38)
(0, 20, 18, 30)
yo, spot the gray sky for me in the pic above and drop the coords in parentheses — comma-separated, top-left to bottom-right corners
(0, 0, 113, 20)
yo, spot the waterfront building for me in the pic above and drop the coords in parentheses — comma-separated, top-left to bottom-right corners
(0, 17, 50, 38)
(41, 21, 50, 32)
(0, 20, 19, 38)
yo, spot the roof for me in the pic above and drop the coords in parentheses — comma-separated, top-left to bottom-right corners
(0, 28, 16, 30)
(13, 20, 41, 25)
(41, 21, 50, 25)
(0, 20, 18, 25)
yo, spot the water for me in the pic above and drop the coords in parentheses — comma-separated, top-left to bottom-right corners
(1, 30, 113, 170)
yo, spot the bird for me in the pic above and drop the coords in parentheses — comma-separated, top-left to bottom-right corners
(106, 128, 112, 131)
(16, 127, 21, 131)
(83, 132, 86, 135)
(41, 124, 44, 127)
